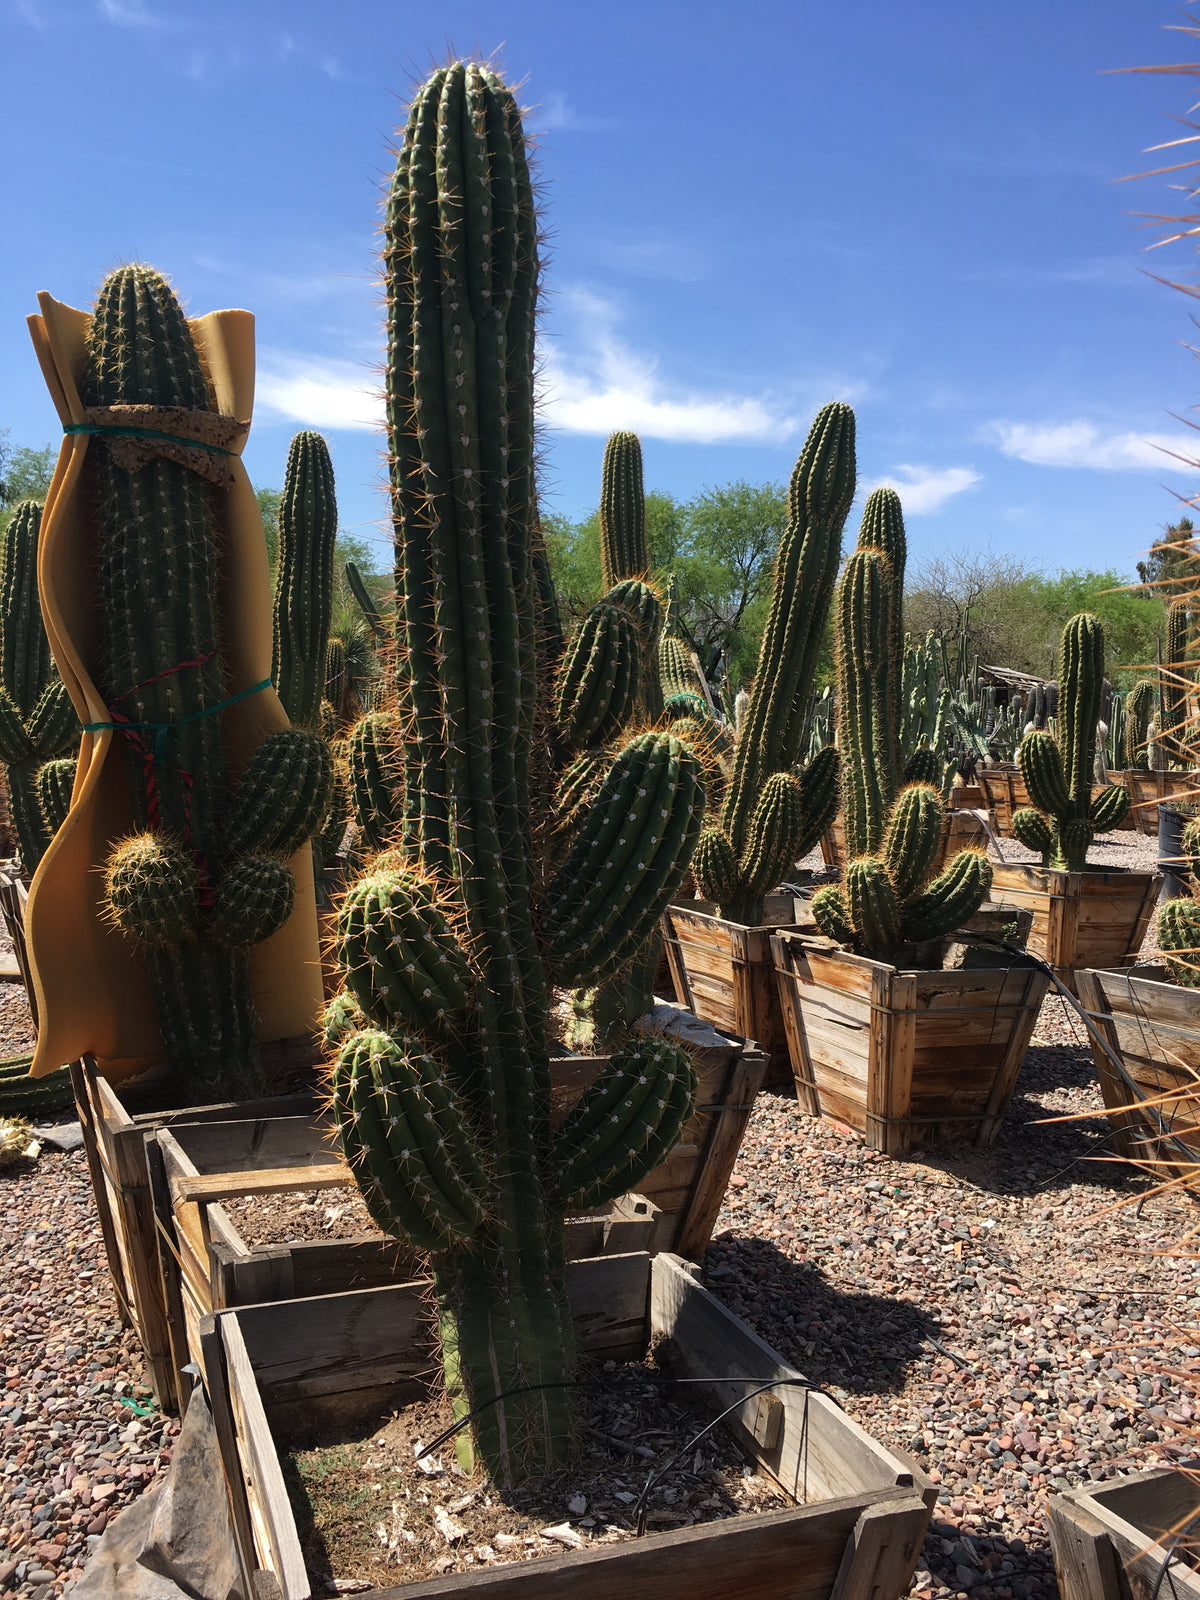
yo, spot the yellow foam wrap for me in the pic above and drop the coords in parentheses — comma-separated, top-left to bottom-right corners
(24, 293, 323, 1080)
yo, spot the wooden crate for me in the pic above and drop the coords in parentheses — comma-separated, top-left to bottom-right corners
(1074, 965, 1200, 1176)
(772, 933, 1050, 1156)
(202, 1252, 934, 1600)
(977, 766, 1026, 836)
(70, 1051, 320, 1412)
(152, 1110, 661, 1394)
(988, 863, 1160, 993)
(819, 808, 990, 871)
(1124, 769, 1200, 836)
(661, 900, 798, 1087)
(1047, 1468, 1200, 1600)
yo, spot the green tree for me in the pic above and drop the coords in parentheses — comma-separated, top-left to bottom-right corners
(256, 485, 282, 571)
(1136, 516, 1200, 599)
(1029, 569, 1164, 684)
(0, 436, 57, 533)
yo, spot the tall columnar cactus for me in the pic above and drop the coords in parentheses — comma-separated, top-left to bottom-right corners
(1124, 679, 1155, 771)
(272, 432, 338, 732)
(594, 432, 665, 724)
(811, 514, 993, 963)
(1010, 614, 1130, 873)
(1164, 600, 1196, 768)
(0, 502, 78, 868)
(328, 63, 702, 1486)
(692, 404, 853, 926)
(84, 265, 333, 1085)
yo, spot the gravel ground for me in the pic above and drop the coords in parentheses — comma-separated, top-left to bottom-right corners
(0, 817, 1193, 1600)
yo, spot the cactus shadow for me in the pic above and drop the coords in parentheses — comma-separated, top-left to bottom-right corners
(700, 1233, 940, 1398)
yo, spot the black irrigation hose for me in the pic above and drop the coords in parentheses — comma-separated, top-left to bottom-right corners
(415, 1370, 845, 1538)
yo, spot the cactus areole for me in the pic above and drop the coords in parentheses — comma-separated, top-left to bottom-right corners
(327, 63, 700, 1486)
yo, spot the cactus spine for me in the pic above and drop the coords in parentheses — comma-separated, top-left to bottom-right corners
(328, 64, 701, 1485)
(811, 499, 992, 962)
(84, 265, 332, 1085)
(692, 404, 854, 925)
(1010, 614, 1130, 872)
(1163, 599, 1196, 768)
(0, 502, 78, 868)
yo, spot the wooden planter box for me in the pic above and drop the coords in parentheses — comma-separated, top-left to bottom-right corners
(152, 1109, 661, 1397)
(202, 1252, 934, 1600)
(1074, 965, 1200, 1176)
(70, 1050, 320, 1412)
(1124, 768, 1200, 836)
(819, 807, 990, 872)
(988, 863, 1160, 993)
(661, 899, 799, 1088)
(772, 933, 1050, 1156)
(1047, 1468, 1200, 1600)
(977, 766, 1026, 836)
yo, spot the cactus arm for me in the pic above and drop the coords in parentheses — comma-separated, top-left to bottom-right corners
(837, 548, 894, 858)
(1019, 729, 1072, 817)
(36, 758, 76, 837)
(348, 712, 402, 852)
(1049, 817, 1094, 874)
(225, 731, 334, 858)
(856, 487, 907, 774)
(796, 744, 839, 858)
(554, 1037, 697, 1212)
(811, 884, 857, 948)
(542, 733, 703, 984)
(722, 404, 854, 855)
(1124, 679, 1154, 770)
(882, 783, 943, 902)
(692, 826, 739, 908)
(845, 857, 902, 955)
(1011, 807, 1053, 861)
(599, 432, 649, 588)
(272, 432, 337, 731)
(900, 849, 993, 942)
(1060, 613, 1105, 805)
(554, 602, 642, 749)
(1089, 783, 1130, 832)
(345, 560, 386, 640)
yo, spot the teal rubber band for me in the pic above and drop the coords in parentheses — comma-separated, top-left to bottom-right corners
(83, 678, 272, 763)
(63, 422, 235, 456)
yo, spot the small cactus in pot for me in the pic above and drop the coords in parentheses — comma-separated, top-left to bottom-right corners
(1010, 614, 1130, 873)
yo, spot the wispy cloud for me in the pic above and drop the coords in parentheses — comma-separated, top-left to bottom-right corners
(867, 464, 982, 515)
(527, 91, 610, 133)
(600, 235, 709, 284)
(256, 352, 382, 432)
(7, 0, 50, 27)
(987, 419, 1199, 473)
(97, 0, 167, 27)
(538, 288, 802, 444)
(278, 32, 345, 79)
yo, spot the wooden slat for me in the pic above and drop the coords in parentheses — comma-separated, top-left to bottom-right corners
(170, 1162, 350, 1206)
(369, 1490, 929, 1600)
(675, 1050, 767, 1258)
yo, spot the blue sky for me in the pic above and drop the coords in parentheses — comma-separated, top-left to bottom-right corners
(2, 0, 1198, 579)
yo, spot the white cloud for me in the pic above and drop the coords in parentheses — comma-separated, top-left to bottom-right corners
(988, 419, 1200, 473)
(98, 0, 166, 26)
(866, 464, 982, 515)
(528, 91, 609, 133)
(538, 289, 801, 444)
(256, 353, 382, 432)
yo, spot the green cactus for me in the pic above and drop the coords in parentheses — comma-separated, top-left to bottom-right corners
(1123, 679, 1154, 771)
(84, 264, 332, 1085)
(348, 711, 401, 854)
(599, 432, 647, 589)
(272, 432, 337, 732)
(36, 757, 75, 839)
(1163, 600, 1196, 768)
(0, 502, 79, 868)
(328, 63, 702, 1486)
(811, 502, 991, 962)
(1159, 896, 1200, 987)
(1009, 614, 1129, 871)
(325, 637, 347, 725)
(692, 403, 854, 924)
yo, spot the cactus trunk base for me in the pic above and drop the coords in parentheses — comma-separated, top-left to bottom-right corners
(433, 1224, 576, 1484)
(144, 944, 260, 1091)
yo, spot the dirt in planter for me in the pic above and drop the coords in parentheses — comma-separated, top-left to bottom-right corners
(284, 1354, 790, 1593)
(223, 1184, 383, 1245)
